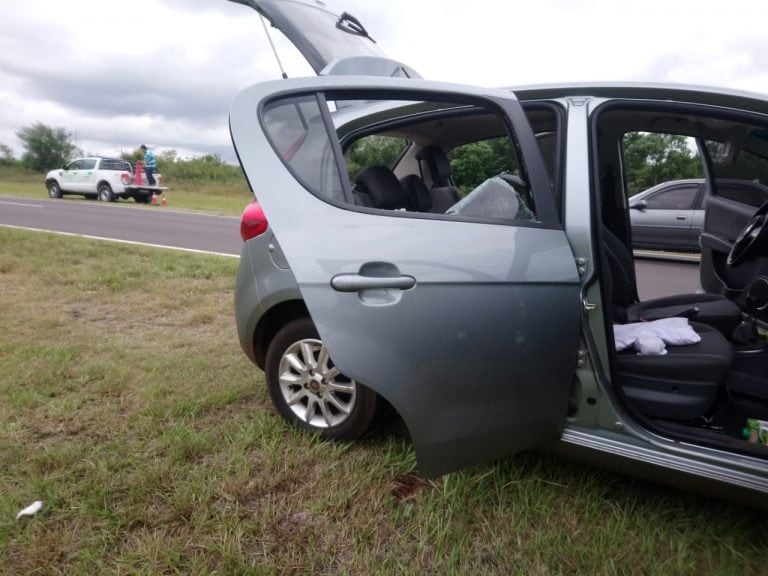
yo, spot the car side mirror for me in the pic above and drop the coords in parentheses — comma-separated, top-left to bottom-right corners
(630, 199, 647, 211)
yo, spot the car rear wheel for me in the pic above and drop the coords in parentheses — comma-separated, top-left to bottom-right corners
(97, 184, 114, 202)
(47, 181, 62, 198)
(265, 318, 377, 440)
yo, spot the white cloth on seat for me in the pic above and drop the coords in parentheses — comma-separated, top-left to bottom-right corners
(614, 317, 701, 355)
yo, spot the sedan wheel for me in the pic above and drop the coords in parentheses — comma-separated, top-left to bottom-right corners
(97, 184, 114, 202)
(265, 318, 377, 440)
(47, 181, 62, 198)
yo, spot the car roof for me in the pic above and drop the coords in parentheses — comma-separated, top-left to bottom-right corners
(509, 82, 768, 112)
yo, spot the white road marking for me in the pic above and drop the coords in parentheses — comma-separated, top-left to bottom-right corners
(0, 200, 44, 208)
(0, 224, 240, 258)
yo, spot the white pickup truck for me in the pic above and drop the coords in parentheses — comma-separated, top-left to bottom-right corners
(45, 156, 167, 203)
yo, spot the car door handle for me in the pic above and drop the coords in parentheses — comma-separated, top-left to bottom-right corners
(330, 273, 416, 292)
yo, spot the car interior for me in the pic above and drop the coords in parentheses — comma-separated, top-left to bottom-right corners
(593, 102, 768, 457)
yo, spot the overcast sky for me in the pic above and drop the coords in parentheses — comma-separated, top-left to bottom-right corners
(1, 0, 766, 164)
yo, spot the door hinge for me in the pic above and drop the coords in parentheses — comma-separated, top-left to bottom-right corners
(575, 257, 588, 276)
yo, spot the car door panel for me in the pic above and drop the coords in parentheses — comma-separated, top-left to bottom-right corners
(60, 161, 81, 192)
(632, 208, 693, 249)
(630, 183, 701, 250)
(231, 77, 581, 476)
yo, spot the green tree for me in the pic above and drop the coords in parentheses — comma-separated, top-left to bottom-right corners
(623, 132, 703, 197)
(0, 143, 15, 167)
(16, 122, 81, 172)
(449, 137, 518, 194)
(345, 135, 406, 181)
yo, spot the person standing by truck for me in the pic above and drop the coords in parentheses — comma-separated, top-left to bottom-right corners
(140, 144, 157, 186)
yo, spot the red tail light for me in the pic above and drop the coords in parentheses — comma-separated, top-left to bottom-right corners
(121, 172, 132, 185)
(240, 201, 268, 241)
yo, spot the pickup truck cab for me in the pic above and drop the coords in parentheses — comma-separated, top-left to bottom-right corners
(45, 156, 166, 203)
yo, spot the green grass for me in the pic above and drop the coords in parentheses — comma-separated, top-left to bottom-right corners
(1, 228, 767, 575)
(0, 172, 252, 216)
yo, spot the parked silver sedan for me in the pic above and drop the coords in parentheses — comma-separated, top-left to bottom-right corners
(229, 0, 768, 508)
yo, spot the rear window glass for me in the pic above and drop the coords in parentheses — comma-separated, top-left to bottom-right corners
(100, 159, 131, 171)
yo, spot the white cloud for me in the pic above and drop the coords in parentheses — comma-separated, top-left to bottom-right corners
(0, 0, 766, 163)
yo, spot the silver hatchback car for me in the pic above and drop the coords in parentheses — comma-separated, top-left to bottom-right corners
(230, 0, 768, 507)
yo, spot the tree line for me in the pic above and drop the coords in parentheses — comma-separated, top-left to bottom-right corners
(3, 122, 702, 194)
(2, 122, 243, 184)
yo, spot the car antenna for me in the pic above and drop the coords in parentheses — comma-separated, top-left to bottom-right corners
(259, 13, 288, 79)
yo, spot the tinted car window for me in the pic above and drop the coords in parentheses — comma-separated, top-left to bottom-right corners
(645, 185, 698, 209)
(262, 95, 344, 203)
(81, 159, 97, 170)
(67, 160, 84, 170)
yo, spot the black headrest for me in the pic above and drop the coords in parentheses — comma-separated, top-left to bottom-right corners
(399, 174, 432, 212)
(416, 145, 452, 184)
(354, 165, 408, 210)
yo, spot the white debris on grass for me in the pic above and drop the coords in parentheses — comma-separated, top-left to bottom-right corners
(15, 501, 43, 521)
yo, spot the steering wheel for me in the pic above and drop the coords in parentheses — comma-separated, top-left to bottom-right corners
(727, 200, 768, 267)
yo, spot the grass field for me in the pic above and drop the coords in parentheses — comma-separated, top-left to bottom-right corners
(0, 172, 252, 216)
(1, 228, 767, 575)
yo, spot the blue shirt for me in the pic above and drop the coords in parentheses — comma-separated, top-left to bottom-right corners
(144, 149, 156, 169)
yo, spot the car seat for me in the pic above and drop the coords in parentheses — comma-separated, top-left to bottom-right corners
(353, 165, 411, 210)
(415, 145, 461, 212)
(601, 232, 734, 420)
(603, 226, 741, 337)
(399, 174, 441, 213)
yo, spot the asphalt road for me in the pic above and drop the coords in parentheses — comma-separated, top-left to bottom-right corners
(0, 195, 701, 299)
(0, 196, 242, 257)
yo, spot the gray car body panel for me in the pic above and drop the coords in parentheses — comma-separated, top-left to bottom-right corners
(231, 76, 582, 476)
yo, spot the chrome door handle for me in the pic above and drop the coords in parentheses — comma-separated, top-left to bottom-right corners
(331, 273, 416, 292)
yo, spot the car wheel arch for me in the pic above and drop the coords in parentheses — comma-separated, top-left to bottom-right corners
(254, 300, 407, 434)
(253, 299, 311, 369)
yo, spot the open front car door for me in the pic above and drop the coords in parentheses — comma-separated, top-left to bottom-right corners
(231, 76, 581, 476)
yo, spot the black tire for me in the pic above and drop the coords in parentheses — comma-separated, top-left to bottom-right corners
(47, 181, 62, 199)
(265, 317, 377, 440)
(97, 183, 114, 202)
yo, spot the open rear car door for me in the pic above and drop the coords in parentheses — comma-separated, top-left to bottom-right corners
(230, 75, 582, 475)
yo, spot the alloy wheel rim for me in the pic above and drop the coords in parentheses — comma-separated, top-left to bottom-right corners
(278, 338, 357, 428)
